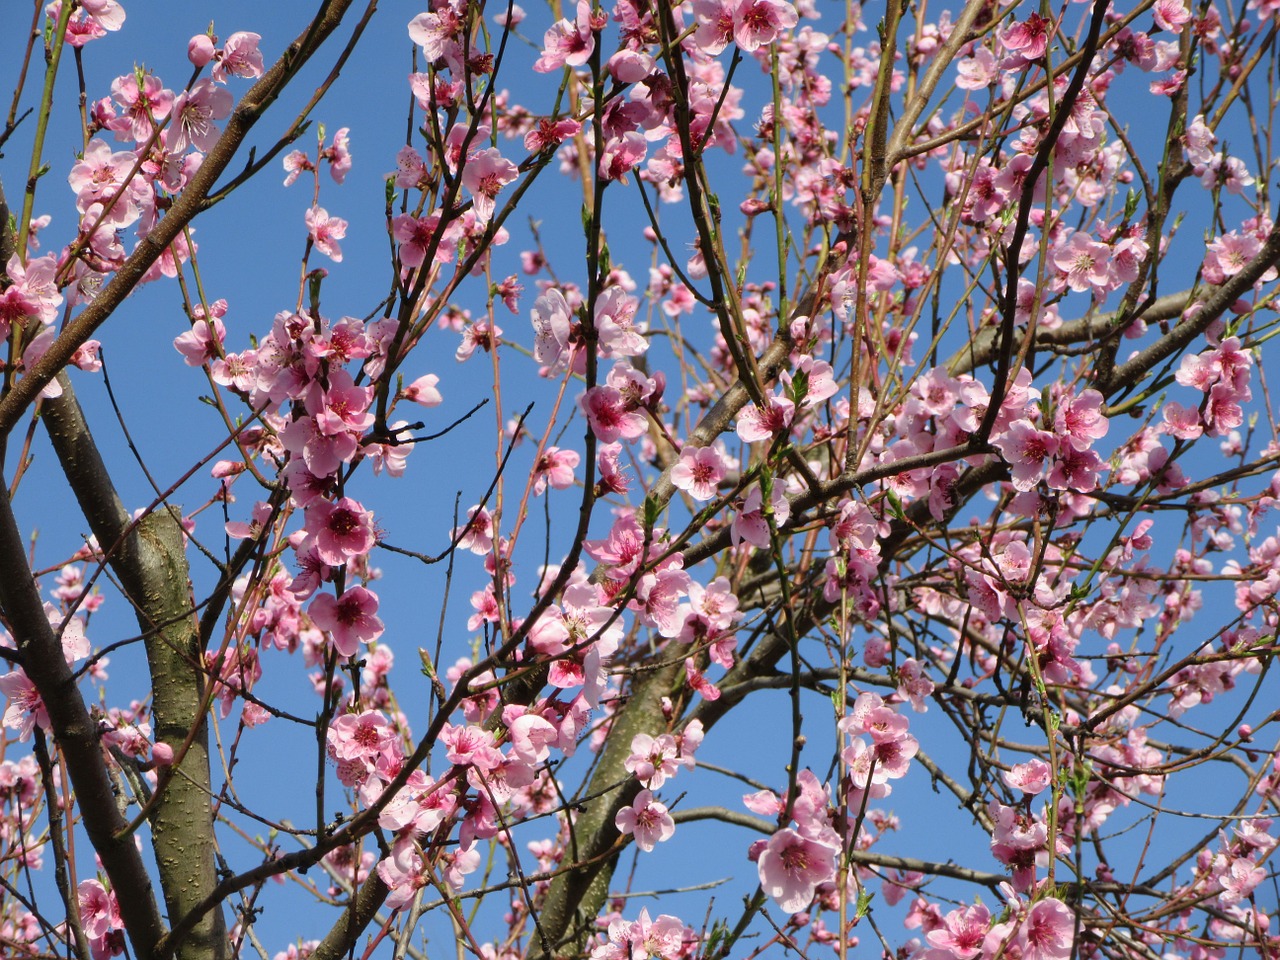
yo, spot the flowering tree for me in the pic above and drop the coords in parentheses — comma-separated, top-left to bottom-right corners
(1, 0, 1279, 959)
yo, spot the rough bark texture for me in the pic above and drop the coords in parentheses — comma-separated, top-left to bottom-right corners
(529, 650, 688, 959)
(43, 385, 227, 960)
(0, 482, 169, 959)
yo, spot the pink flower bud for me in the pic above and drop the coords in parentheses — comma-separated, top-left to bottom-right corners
(151, 742, 175, 767)
(188, 34, 217, 67)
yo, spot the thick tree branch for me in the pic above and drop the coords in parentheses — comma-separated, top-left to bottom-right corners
(0, 482, 169, 960)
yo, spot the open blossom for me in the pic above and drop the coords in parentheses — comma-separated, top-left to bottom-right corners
(1053, 232, 1111, 294)
(993, 420, 1059, 491)
(302, 497, 377, 566)
(1019, 898, 1074, 960)
(165, 79, 232, 153)
(308, 586, 384, 657)
(461, 148, 518, 224)
(305, 207, 348, 261)
(615, 789, 675, 852)
(670, 445, 726, 501)
(533, 0, 594, 72)
(731, 483, 791, 548)
(757, 828, 838, 914)
(594, 285, 646, 357)
(599, 132, 647, 182)
(927, 903, 992, 959)
(1002, 12, 1050, 61)
(955, 45, 998, 89)
(532, 288, 576, 373)
(692, 0, 799, 54)
(0, 670, 48, 741)
(580, 386, 648, 443)
(533, 446, 580, 494)
(626, 733, 681, 789)
(212, 31, 264, 81)
(1003, 758, 1052, 795)
(736, 394, 795, 443)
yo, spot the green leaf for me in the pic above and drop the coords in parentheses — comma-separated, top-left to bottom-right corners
(643, 492, 661, 531)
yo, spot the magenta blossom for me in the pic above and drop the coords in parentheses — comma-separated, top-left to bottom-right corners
(309, 586, 384, 657)
(303, 497, 377, 567)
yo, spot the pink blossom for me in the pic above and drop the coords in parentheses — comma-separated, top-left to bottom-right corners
(77, 880, 120, 941)
(733, 0, 798, 52)
(634, 563, 692, 637)
(305, 207, 348, 262)
(283, 150, 315, 186)
(1152, 0, 1190, 30)
(1019, 898, 1074, 960)
(308, 586, 384, 657)
(324, 127, 353, 184)
(105, 72, 172, 143)
(173, 302, 228, 366)
(0, 670, 48, 740)
(189, 33, 216, 67)
(691, 0, 737, 54)
(993, 420, 1059, 491)
(303, 497, 377, 566)
(532, 288, 576, 373)
(731, 483, 791, 548)
(524, 117, 581, 153)
(326, 710, 399, 766)
(213, 31, 265, 82)
(757, 828, 838, 914)
(926, 903, 991, 960)
(1003, 758, 1052, 795)
(671, 445, 726, 501)
(594, 285, 646, 357)
(615, 789, 676, 852)
(597, 442, 630, 494)
(1053, 232, 1111, 294)
(1053, 388, 1108, 451)
(684, 658, 721, 700)
(1046, 443, 1105, 493)
(67, 139, 145, 226)
(2, 254, 63, 325)
(735, 395, 795, 443)
(1198, 155, 1255, 195)
(1214, 854, 1266, 904)
(1003, 13, 1050, 61)
(533, 446, 580, 495)
(440, 722, 502, 772)
(626, 733, 681, 789)
(580, 386, 648, 443)
(1160, 400, 1203, 440)
(533, 1, 595, 72)
(955, 45, 998, 89)
(461, 148, 518, 224)
(392, 145, 427, 189)
(599, 132, 647, 182)
(165, 79, 233, 153)
(79, 0, 125, 31)
(400, 373, 442, 406)
(407, 10, 461, 63)
(783, 356, 838, 409)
